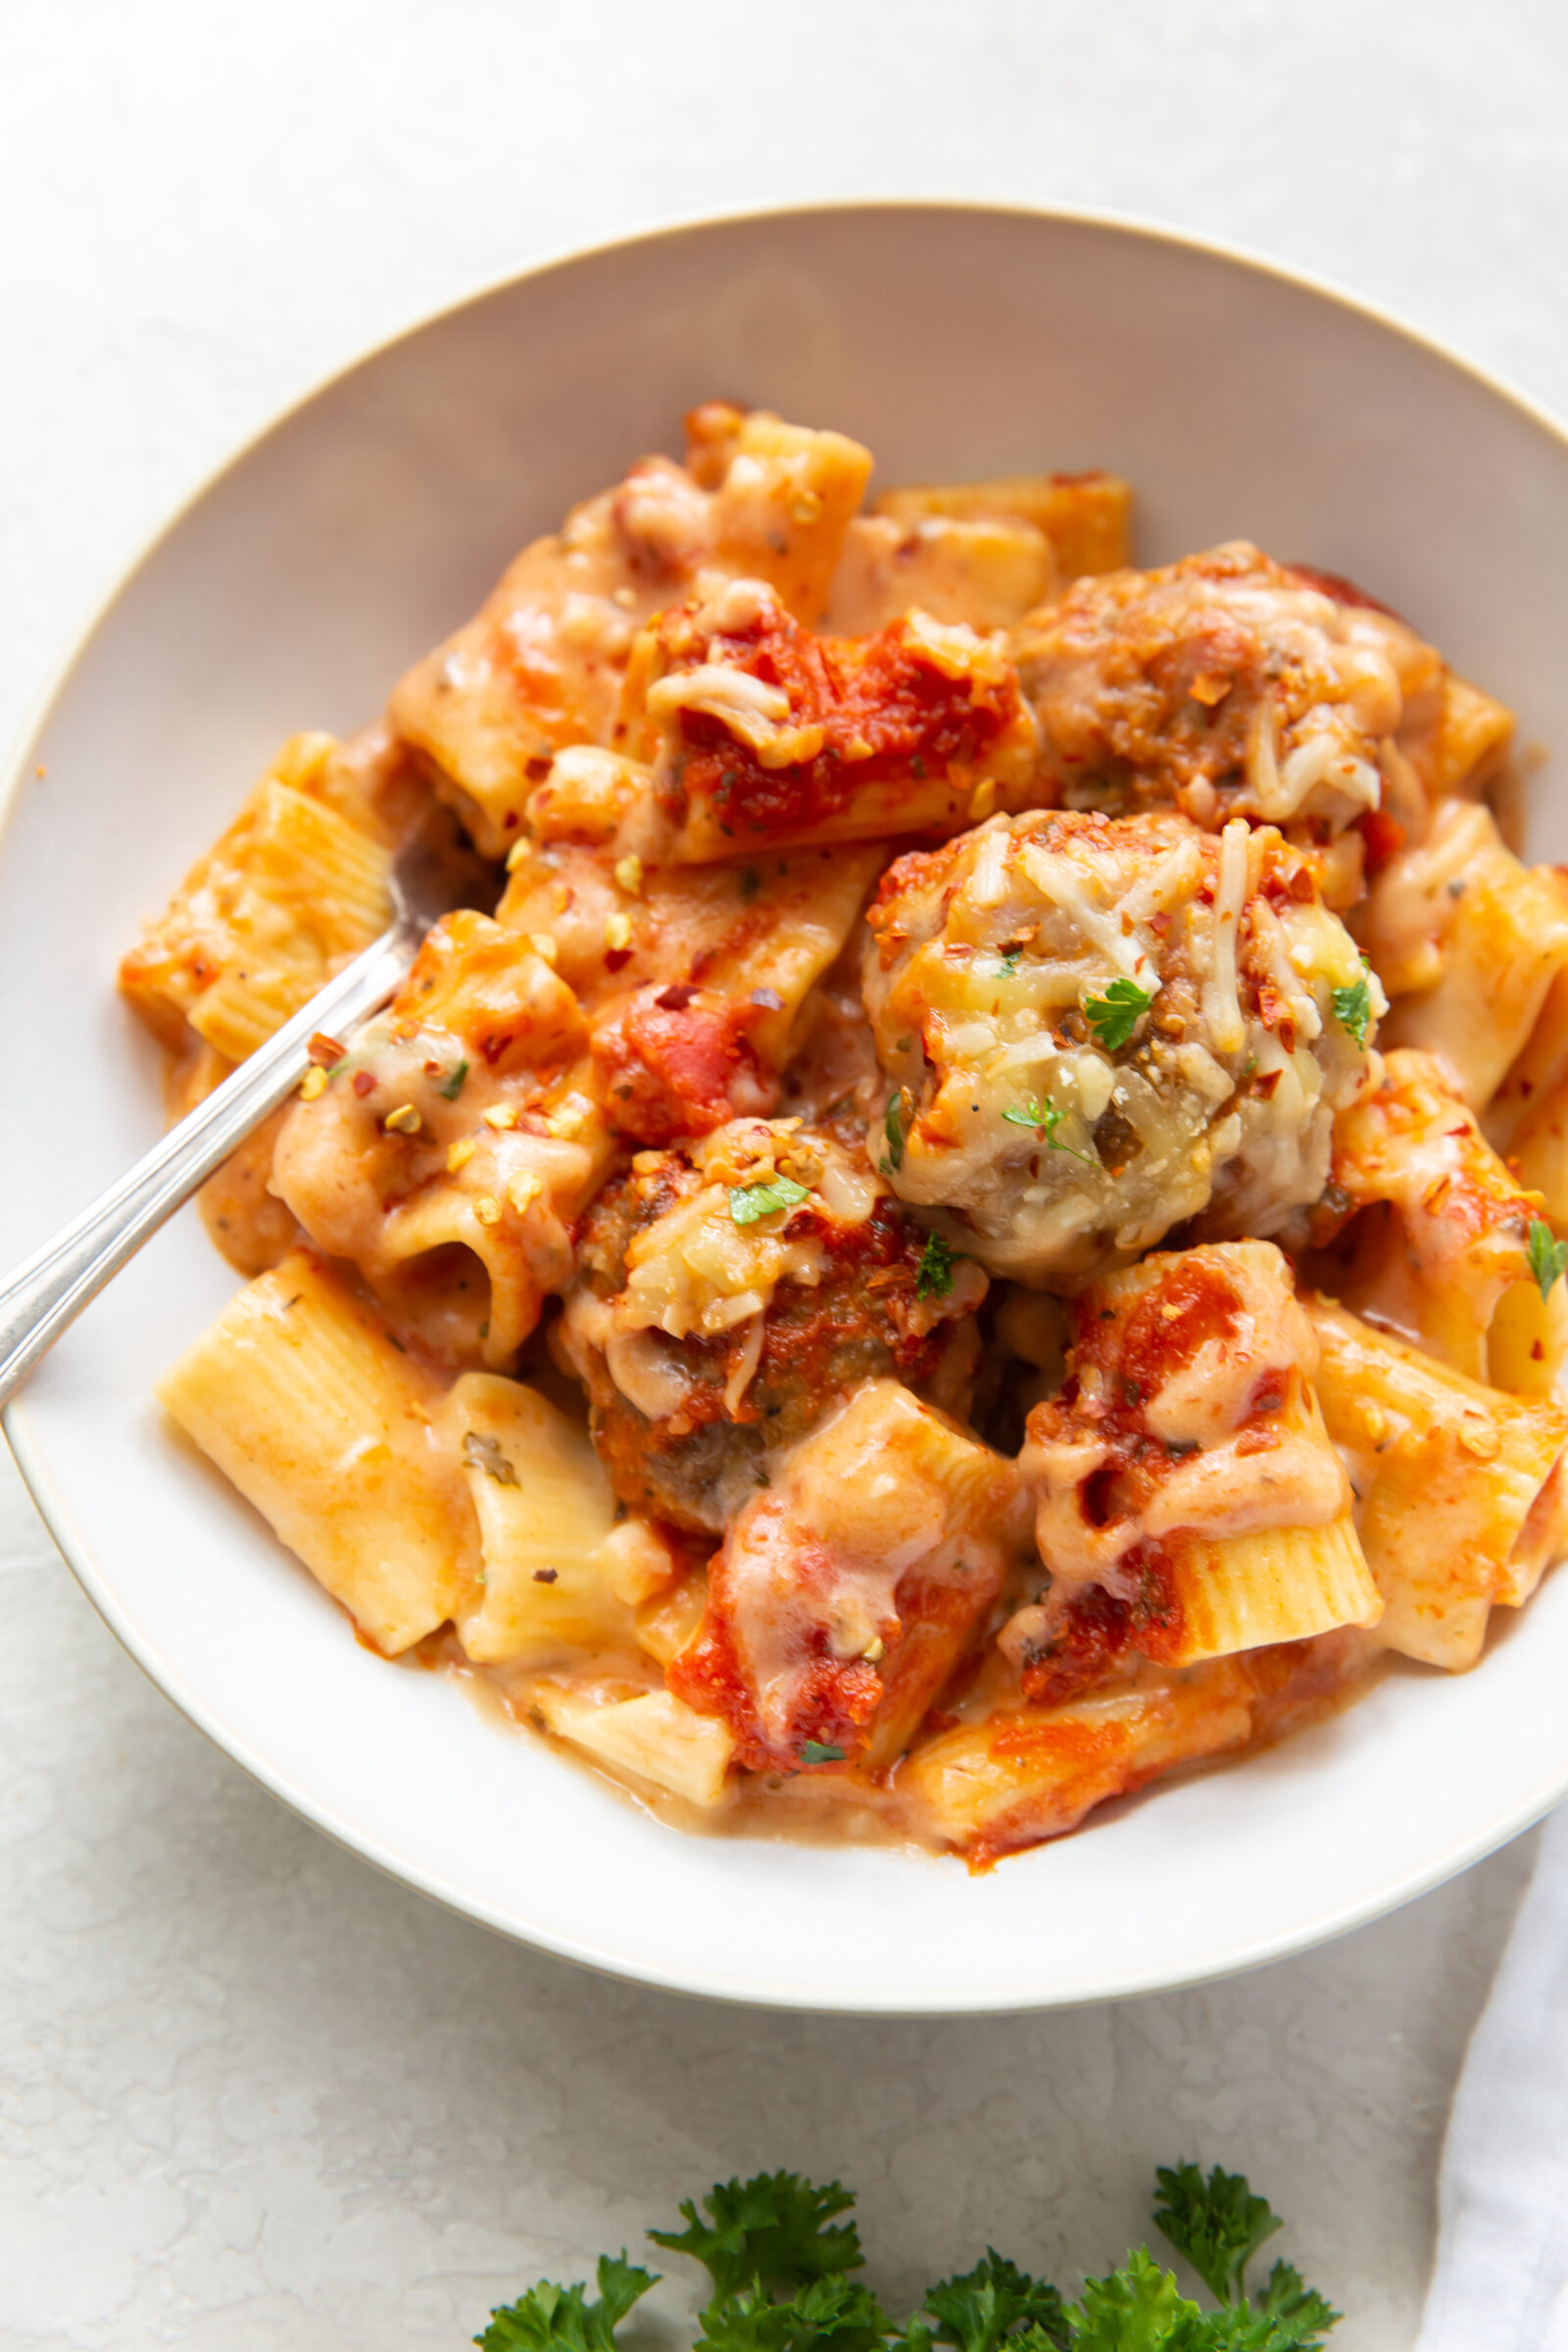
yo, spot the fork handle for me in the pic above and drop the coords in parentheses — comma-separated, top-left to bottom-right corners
(0, 924, 414, 1412)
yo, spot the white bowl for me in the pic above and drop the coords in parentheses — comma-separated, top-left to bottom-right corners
(8, 202, 1568, 2013)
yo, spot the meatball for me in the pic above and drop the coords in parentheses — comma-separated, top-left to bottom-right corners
(1011, 542, 1441, 833)
(862, 807, 1380, 1283)
(558, 1118, 988, 1532)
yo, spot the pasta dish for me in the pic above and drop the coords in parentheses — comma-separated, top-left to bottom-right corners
(122, 402, 1568, 1866)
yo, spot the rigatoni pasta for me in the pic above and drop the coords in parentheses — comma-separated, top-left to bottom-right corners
(157, 1250, 477, 1655)
(121, 400, 1568, 1866)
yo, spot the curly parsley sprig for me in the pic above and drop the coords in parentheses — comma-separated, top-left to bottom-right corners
(477, 2257, 658, 2352)
(476, 2164, 1340, 2352)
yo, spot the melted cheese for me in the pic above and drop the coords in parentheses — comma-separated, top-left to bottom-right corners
(1026, 1242, 1348, 1600)
(864, 808, 1372, 1281)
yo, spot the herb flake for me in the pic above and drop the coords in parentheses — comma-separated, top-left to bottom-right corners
(1330, 977, 1373, 1049)
(881, 1094, 908, 1175)
(801, 1741, 847, 1765)
(1002, 1098, 1094, 1164)
(1083, 976, 1155, 1052)
(440, 1057, 470, 1101)
(729, 1177, 810, 1226)
(915, 1232, 961, 1299)
(1529, 1216, 1568, 1300)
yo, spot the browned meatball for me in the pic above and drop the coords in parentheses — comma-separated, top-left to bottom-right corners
(1011, 541, 1437, 833)
(558, 1117, 987, 1532)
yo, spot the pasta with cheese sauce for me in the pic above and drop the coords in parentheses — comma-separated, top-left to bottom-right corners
(126, 403, 1568, 1866)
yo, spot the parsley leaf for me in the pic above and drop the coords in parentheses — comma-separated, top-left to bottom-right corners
(482, 2164, 1341, 2352)
(801, 1740, 847, 1765)
(1329, 978, 1372, 1049)
(906, 2249, 1068, 2352)
(1083, 977, 1155, 1052)
(1172, 2309, 1290, 2350)
(1001, 1099, 1094, 1165)
(1251, 2261, 1340, 2348)
(1529, 1216, 1568, 1300)
(476, 2256, 658, 2352)
(697, 2278, 889, 2352)
(729, 1177, 811, 1226)
(440, 1057, 470, 1101)
(650, 2173, 863, 2302)
(1152, 2166, 1282, 2306)
(916, 1232, 961, 1299)
(881, 1095, 908, 1174)
(997, 950, 1023, 979)
(1064, 2248, 1200, 2350)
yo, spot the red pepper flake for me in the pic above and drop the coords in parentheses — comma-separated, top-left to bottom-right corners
(353, 1070, 377, 1098)
(308, 1031, 346, 1066)
(1357, 807, 1406, 871)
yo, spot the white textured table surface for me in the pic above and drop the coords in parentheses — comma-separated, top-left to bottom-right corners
(4, 3, 1566, 2343)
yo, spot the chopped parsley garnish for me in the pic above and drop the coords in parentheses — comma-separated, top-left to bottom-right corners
(439, 1057, 470, 1101)
(1330, 977, 1373, 1049)
(481, 2164, 1340, 2352)
(880, 1093, 908, 1175)
(1002, 1099, 1094, 1165)
(997, 949, 1022, 979)
(1529, 1216, 1568, 1300)
(915, 1231, 962, 1298)
(729, 1177, 811, 1226)
(800, 1740, 847, 1765)
(1083, 976, 1155, 1052)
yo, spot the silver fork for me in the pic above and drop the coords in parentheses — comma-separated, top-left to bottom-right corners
(0, 808, 497, 1410)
